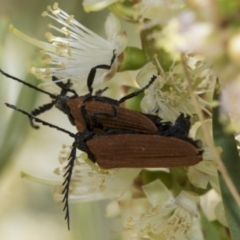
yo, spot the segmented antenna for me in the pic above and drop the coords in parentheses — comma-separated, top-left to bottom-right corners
(5, 103, 75, 137)
(62, 146, 76, 230)
(0, 69, 56, 99)
(5, 103, 77, 229)
(30, 102, 57, 129)
(118, 75, 157, 104)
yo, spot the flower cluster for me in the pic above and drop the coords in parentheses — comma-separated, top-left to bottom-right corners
(12, 0, 240, 239)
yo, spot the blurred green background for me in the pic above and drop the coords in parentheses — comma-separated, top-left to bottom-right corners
(0, 1, 124, 239)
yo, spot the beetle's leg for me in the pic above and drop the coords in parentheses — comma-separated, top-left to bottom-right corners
(90, 106, 118, 130)
(30, 101, 56, 129)
(80, 104, 94, 130)
(74, 131, 96, 162)
(87, 51, 116, 94)
(162, 114, 191, 138)
(172, 114, 191, 137)
(95, 87, 108, 96)
(118, 75, 157, 104)
(52, 77, 78, 97)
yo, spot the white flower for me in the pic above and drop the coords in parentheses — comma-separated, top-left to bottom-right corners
(221, 76, 240, 132)
(214, 201, 228, 227)
(22, 145, 141, 213)
(187, 120, 220, 192)
(83, 0, 118, 12)
(136, 55, 216, 121)
(53, 147, 142, 203)
(200, 190, 228, 227)
(155, 12, 214, 57)
(138, 0, 185, 25)
(10, 3, 127, 93)
(123, 179, 204, 240)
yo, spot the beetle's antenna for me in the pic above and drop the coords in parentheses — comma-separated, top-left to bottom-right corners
(5, 102, 77, 229)
(0, 69, 57, 99)
(5, 103, 75, 138)
(62, 145, 76, 230)
(118, 75, 157, 104)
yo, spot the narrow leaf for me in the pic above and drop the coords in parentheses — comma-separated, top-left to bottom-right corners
(212, 81, 240, 240)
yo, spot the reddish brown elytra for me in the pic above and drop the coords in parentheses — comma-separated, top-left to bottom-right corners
(66, 97, 158, 133)
(86, 134, 202, 169)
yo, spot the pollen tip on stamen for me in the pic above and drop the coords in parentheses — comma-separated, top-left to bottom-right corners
(47, 23, 52, 29)
(53, 2, 59, 10)
(66, 15, 74, 24)
(30, 67, 36, 74)
(42, 11, 48, 17)
(53, 168, 61, 175)
(45, 32, 53, 42)
(80, 152, 88, 160)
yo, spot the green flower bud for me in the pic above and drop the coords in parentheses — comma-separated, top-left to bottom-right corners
(118, 46, 147, 71)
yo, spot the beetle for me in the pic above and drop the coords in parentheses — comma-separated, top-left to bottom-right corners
(5, 103, 202, 229)
(0, 68, 192, 138)
(0, 50, 184, 136)
(0, 68, 177, 135)
(0, 67, 157, 129)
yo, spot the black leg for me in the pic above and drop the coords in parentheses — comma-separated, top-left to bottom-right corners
(87, 51, 116, 94)
(81, 104, 94, 130)
(95, 87, 108, 96)
(90, 105, 118, 130)
(118, 75, 157, 104)
(52, 77, 78, 97)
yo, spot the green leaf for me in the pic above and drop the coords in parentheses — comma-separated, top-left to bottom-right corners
(201, 213, 230, 240)
(212, 81, 240, 240)
(142, 169, 172, 189)
(170, 167, 210, 196)
(140, 25, 173, 71)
